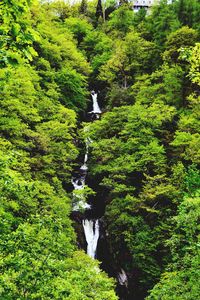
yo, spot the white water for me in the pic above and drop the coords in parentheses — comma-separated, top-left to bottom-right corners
(118, 269, 128, 287)
(80, 93, 101, 259)
(72, 178, 84, 190)
(72, 91, 101, 212)
(72, 90, 102, 259)
(88, 92, 102, 115)
(80, 137, 90, 171)
(83, 219, 100, 259)
(72, 178, 91, 210)
(92, 92, 102, 114)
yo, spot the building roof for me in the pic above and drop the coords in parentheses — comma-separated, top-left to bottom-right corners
(133, 0, 172, 7)
(133, 0, 155, 6)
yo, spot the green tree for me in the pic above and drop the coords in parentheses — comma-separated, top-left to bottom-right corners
(144, 0, 180, 49)
(171, 43, 200, 163)
(96, 0, 103, 21)
(99, 31, 155, 87)
(132, 64, 184, 108)
(175, 0, 200, 30)
(65, 17, 93, 45)
(0, 0, 39, 65)
(79, 0, 88, 15)
(84, 99, 176, 296)
(147, 168, 200, 300)
(0, 3, 118, 298)
(163, 26, 198, 63)
(106, 4, 135, 35)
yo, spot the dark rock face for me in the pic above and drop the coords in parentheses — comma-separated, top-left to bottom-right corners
(71, 211, 87, 250)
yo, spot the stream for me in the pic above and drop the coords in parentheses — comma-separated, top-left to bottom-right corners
(71, 91, 129, 298)
(72, 91, 101, 259)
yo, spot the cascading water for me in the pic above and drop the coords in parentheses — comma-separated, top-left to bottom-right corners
(82, 219, 100, 259)
(72, 177, 91, 211)
(72, 92, 128, 299)
(118, 269, 128, 287)
(72, 91, 101, 259)
(91, 91, 102, 114)
(88, 91, 101, 118)
(80, 137, 90, 171)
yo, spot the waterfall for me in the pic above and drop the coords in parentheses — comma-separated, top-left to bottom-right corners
(72, 177, 91, 211)
(92, 92, 101, 114)
(80, 137, 90, 171)
(72, 90, 102, 258)
(83, 219, 100, 259)
(88, 92, 101, 117)
(118, 269, 128, 287)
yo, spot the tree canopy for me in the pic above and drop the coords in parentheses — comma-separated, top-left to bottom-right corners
(0, 0, 200, 299)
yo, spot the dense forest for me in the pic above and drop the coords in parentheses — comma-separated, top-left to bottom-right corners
(0, 0, 200, 299)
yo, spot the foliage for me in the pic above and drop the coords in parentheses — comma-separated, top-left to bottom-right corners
(163, 26, 198, 63)
(80, 3, 200, 297)
(106, 4, 135, 35)
(0, 1, 118, 298)
(0, 0, 39, 65)
(84, 96, 177, 293)
(79, 0, 88, 15)
(1, 0, 200, 299)
(174, 0, 200, 31)
(65, 17, 93, 45)
(99, 30, 155, 87)
(143, 0, 180, 48)
(147, 175, 200, 300)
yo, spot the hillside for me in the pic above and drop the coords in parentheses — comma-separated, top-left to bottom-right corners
(0, 0, 200, 299)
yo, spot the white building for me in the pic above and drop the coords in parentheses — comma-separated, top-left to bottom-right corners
(133, 0, 173, 12)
